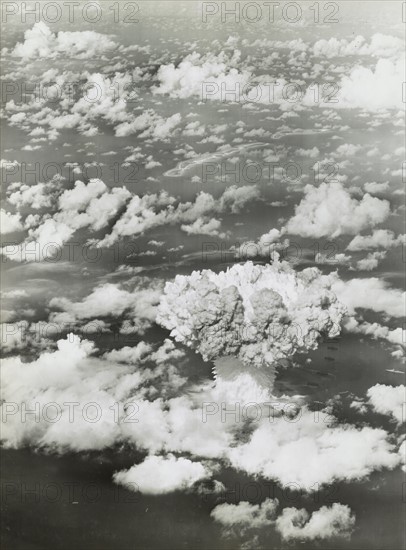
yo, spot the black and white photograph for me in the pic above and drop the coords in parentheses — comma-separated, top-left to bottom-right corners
(0, 1, 405, 549)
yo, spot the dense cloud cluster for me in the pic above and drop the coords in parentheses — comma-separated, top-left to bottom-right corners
(0, 335, 187, 451)
(2, 333, 402, 484)
(158, 259, 346, 380)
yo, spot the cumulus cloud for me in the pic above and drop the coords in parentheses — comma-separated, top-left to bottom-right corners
(1, 209, 24, 233)
(232, 229, 289, 260)
(363, 181, 389, 195)
(347, 230, 404, 251)
(312, 34, 404, 59)
(366, 384, 405, 425)
(333, 277, 405, 318)
(2, 21, 405, 548)
(7, 178, 62, 209)
(103, 341, 153, 364)
(153, 49, 296, 108)
(95, 191, 176, 247)
(228, 409, 400, 487)
(335, 57, 404, 111)
(275, 503, 355, 541)
(1, 179, 131, 262)
(3, 179, 257, 261)
(2, 62, 184, 142)
(12, 22, 117, 59)
(285, 182, 390, 238)
(49, 278, 163, 334)
(219, 185, 261, 214)
(157, 259, 346, 392)
(211, 498, 278, 534)
(1, 321, 53, 353)
(1, 335, 120, 451)
(153, 50, 250, 100)
(1, 332, 236, 457)
(113, 454, 212, 494)
(181, 217, 227, 237)
(1, 331, 402, 497)
(0, 334, 186, 451)
(355, 251, 386, 271)
(67, 71, 142, 126)
(1, 159, 20, 169)
(344, 318, 405, 348)
(98, 185, 260, 247)
(115, 111, 182, 139)
(211, 498, 355, 542)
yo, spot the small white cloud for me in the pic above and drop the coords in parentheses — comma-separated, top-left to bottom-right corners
(355, 251, 386, 271)
(211, 498, 278, 534)
(113, 454, 211, 494)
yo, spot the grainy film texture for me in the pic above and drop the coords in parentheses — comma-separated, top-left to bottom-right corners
(0, 1, 405, 549)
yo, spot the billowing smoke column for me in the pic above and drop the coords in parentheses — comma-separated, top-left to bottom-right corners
(157, 259, 346, 390)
